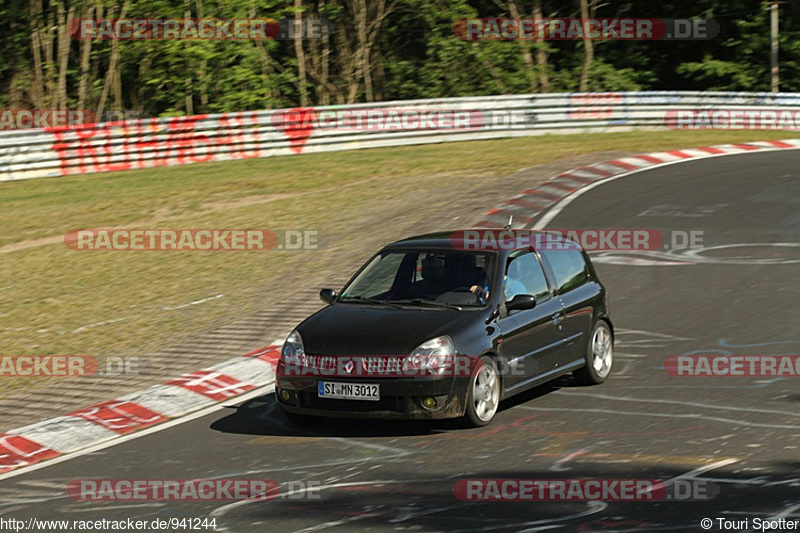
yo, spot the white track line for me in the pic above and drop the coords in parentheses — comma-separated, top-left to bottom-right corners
(532, 146, 800, 230)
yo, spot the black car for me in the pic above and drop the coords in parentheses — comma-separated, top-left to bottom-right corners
(275, 230, 613, 427)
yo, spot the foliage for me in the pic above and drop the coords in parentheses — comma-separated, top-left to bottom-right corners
(0, 0, 797, 116)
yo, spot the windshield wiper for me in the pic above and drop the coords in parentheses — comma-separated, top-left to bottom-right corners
(339, 296, 404, 309)
(389, 299, 462, 311)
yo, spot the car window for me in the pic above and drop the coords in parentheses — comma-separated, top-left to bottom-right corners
(340, 250, 494, 307)
(412, 253, 491, 281)
(541, 248, 589, 294)
(343, 252, 406, 298)
(504, 251, 551, 303)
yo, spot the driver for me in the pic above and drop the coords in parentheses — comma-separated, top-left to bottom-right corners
(410, 254, 448, 298)
(467, 266, 490, 301)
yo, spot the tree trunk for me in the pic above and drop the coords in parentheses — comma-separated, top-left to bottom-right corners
(183, 0, 194, 115)
(320, 11, 331, 105)
(508, 0, 536, 92)
(196, 0, 208, 112)
(315, 0, 332, 105)
(28, 0, 44, 108)
(96, 0, 129, 120)
(56, 3, 75, 109)
(42, 2, 55, 106)
(294, 0, 309, 106)
(346, 0, 367, 103)
(533, 0, 549, 91)
(77, 4, 95, 111)
(579, 0, 594, 91)
(250, 4, 279, 106)
(346, 0, 396, 103)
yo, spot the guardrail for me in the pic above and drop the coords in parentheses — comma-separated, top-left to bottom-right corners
(2, 91, 800, 182)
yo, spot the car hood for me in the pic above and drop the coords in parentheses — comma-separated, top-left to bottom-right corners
(298, 304, 481, 356)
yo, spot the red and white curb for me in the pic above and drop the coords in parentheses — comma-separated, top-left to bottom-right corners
(0, 343, 283, 474)
(476, 139, 800, 228)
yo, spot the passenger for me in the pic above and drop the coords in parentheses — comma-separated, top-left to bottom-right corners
(503, 259, 528, 301)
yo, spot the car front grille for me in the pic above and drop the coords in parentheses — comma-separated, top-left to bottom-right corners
(302, 355, 405, 375)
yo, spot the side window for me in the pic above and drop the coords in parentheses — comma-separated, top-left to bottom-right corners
(504, 251, 551, 303)
(541, 249, 589, 294)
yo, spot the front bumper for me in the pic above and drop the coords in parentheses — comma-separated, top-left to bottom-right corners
(275, 374, 471, 420)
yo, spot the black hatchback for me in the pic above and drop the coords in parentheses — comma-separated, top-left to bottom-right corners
(275, 230, 613, 426)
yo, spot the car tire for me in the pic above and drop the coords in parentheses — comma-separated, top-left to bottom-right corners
(463, 356, 501, 427)
(573, 320, 613, 385)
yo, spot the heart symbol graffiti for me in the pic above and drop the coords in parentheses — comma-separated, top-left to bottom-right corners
(271, 107, 317, 154)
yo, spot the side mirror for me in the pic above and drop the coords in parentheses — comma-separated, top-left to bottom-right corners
(505, 294, 536, 311)
(319, 288, 337, 305)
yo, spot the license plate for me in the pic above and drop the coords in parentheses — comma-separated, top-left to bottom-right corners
(318, 381, 380, 401)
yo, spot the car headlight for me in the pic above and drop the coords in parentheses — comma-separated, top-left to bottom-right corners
(411, 335, 454, 356)
(282, 329, 305, 365)
(406, 336, 455, 375)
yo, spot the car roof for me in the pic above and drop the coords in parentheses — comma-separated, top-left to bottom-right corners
(382, 230, 577, 251)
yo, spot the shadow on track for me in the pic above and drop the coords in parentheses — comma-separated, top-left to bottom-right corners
(206, 463, 800, 533)
(209, 378, 575, 438)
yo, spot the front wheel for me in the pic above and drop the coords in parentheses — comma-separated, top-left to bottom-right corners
(573, 320, 613, 385)
(463, 356, 501, 427)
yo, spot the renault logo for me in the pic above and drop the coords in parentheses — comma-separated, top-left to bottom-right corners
(344, 360, 355, 373)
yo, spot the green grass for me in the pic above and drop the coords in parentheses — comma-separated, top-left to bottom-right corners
(0, 130, 795, 395)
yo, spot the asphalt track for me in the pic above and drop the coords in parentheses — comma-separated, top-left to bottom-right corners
(2, 150, 800, 532)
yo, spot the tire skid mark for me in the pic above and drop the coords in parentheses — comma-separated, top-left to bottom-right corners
(519, 405, 800, 430)
(557, 391, 800, 419)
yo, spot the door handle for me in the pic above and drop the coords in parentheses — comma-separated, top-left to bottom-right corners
(552, 313, 562, 325)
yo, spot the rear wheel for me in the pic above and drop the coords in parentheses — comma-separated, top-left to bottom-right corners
(573, 320, 613, 385)
(463, 356, 501, 427)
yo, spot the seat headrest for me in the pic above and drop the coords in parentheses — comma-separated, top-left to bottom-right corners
(421, 255, 446, 281)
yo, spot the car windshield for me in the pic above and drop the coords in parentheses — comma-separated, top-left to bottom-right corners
(339, 250, 495, 308)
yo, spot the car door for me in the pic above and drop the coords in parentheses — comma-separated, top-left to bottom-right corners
(539, 247, 597, 366)
(497, 250, 565, 390)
